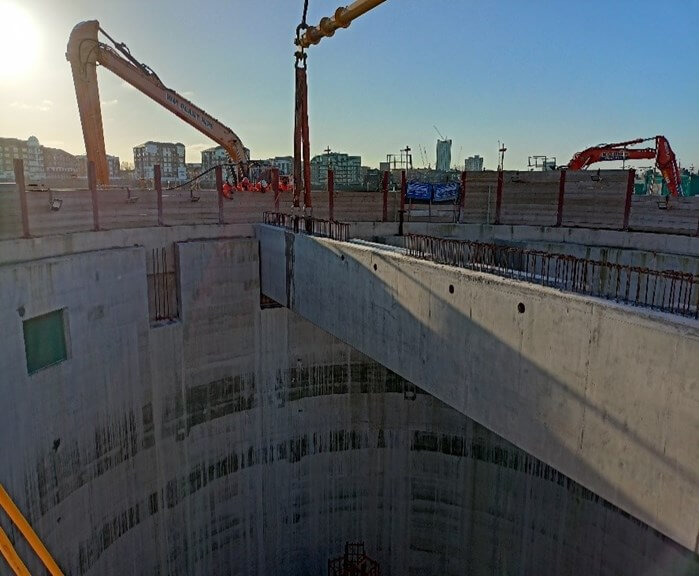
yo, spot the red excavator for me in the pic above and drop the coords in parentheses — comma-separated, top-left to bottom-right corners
(567, 136, 683, 196)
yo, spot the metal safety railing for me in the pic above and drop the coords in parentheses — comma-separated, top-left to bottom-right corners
(263, 211, 351, 242)
(405, 234, 699, 318)
(0, 484, 64, 575)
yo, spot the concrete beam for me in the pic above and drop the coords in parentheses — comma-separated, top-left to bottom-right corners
(256, 224, 699, 551)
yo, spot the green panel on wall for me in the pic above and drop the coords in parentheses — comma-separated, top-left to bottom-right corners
(23, 309, 67, 374)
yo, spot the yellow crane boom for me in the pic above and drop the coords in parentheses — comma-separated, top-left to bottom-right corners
(66, 20, 248, 185)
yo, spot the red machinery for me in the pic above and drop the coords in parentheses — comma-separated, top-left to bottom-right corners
(567, 136, 683, 196)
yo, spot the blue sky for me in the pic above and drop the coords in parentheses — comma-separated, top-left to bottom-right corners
(2, 0, 698, 170)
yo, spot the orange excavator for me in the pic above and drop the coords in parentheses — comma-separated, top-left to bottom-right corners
(66, 20, 249, 186)
(567, 136, 683, 196)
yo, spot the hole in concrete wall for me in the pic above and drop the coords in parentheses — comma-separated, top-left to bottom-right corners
(449, 284, 454, 294)
(517, 302, 526, 314)
(340, 255, 345, 261)
(260, 294, 283, 310)
(373, 263, 377, 271)
(23, 308, 69, 374)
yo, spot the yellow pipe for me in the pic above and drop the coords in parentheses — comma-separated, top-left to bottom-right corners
(0, 526, 31, 576)
(297, 0, 388, 48)
(0, 485, 64, 576)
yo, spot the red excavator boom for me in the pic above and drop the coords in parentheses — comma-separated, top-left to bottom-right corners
(567, 136, 683, 196)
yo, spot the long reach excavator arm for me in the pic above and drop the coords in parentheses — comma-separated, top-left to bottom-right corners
(567, 136, 683, 196)
(66, 20, 248, 186)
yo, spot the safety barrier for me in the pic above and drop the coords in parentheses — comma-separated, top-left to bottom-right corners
(263, 211, 350, 241)
(404, 234, 699, 318)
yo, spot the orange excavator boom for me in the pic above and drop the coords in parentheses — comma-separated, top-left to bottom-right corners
(66, 20, 248, 185)
(567, 136, 683, 196)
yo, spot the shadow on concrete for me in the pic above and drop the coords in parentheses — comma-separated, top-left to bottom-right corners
(258, 225, 698, 562)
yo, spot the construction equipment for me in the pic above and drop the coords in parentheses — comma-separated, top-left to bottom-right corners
(66, 20, 248, 186)
(567, 136, 683, 196)
(296, 0, 388, 48)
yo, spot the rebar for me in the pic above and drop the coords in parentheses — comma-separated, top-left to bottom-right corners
(263, 211, 350, 242)
(404, 234, 698, 318)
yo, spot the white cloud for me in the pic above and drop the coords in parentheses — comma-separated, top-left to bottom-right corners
(10, 99, 53, 112)
(101, 99, 119, 107)
(181, 90, 195, 98)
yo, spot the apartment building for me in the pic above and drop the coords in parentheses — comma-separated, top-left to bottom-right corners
(133, 141, 186, 182)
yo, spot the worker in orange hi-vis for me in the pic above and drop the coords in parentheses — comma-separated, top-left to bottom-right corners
(222, 180, 234, 199)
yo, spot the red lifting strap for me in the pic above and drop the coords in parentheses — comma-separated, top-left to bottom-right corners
(293, 65, 313, 212)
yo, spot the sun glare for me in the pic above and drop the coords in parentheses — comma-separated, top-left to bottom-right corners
(0, 2, 40, 80)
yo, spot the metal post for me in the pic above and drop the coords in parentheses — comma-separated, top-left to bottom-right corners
(328, 169, 335, 221)
(88, 160, 100, 231)
(399, 170, 406, 235)
(300, 69, 313, 213)
(293, 68, 303, 209)
(381, 170, 389, 222)
(495, 169, 504, 225)
(622, 168, 635, 231)
(459, 171, 467, 223)
(556, 169, 566, 227)
(215, 165, 225, 225)
(154, 164, 163, 226)
(271, 168, 280, 212)
(13, 159, 30, 238)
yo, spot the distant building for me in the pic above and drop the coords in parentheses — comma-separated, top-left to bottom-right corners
(266, 156, 293, 176)
(75, 154, 121, 179)
(0, 136, 45, 181)
(436, 139, 452, 172)
(310, 152, 362, 188)
(185, 163, 202, 180)
(107, 155, 120, 178)
(133, 141, 186, 182)
(42, 147, 79, 178)
(464, 155, 484, 172)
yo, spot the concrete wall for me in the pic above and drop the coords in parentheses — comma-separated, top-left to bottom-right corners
(1, 232, 697, 575)
(257, 225, 699, 553)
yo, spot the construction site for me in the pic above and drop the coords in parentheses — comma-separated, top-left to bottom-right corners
(0, 1, 698, 575)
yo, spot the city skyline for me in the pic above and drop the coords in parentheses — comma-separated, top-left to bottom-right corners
(2, 0, 698, 171)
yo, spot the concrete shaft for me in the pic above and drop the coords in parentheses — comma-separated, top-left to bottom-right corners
(0, 227, 696, 575)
